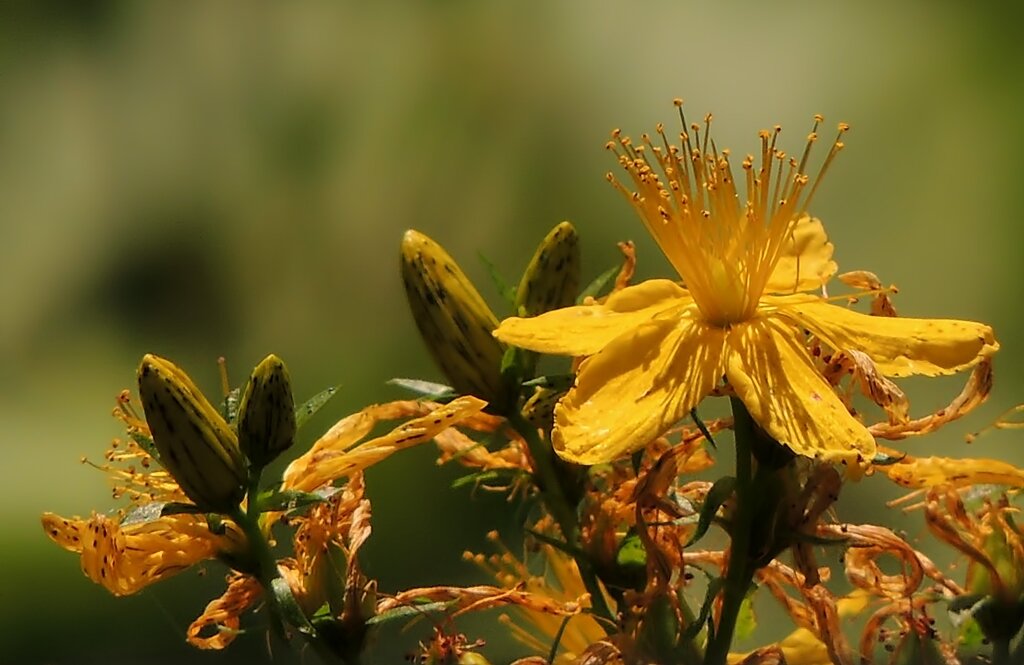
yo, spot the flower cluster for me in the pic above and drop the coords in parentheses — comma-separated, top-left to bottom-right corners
(44, 101, 1023, 665)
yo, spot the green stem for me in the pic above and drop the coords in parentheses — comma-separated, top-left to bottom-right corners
(508, 412, 614, 624)
(231, 502, 289, 638)
(703, 398, 758, 665)
(993, 637, 1011, 665)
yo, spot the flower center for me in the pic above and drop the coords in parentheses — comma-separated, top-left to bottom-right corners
(606, 100, 848, 328)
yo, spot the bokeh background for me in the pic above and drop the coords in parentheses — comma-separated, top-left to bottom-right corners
(4, 2, 1023, 663)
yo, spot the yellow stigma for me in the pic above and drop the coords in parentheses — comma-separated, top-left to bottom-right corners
(607, 103, 848, 327)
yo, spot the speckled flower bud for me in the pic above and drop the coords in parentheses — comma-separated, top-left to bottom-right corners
(514, 221, 581, 317)
(237, 354, 297, 470)
(137, 354, 247, 513)
(521, 385, 565, 431)
(401, 229, 506, 406)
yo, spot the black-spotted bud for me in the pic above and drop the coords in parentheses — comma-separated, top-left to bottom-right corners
(401, 229, 507, 406)
(237, 354, 297, 470)
(521, 385, 566, 431)
(514, 221, 580, 317)
(137, 354, 247, 513)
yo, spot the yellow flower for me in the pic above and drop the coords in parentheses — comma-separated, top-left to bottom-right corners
(465, 531, 608, 664)
(495, 102, 997, 465)
(42, 511, 237, 597)
(41, 392, 242, 596)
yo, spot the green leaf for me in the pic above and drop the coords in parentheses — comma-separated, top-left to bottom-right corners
(686, 476, 736, 547)
(690, 408, 717, 449)
(387, 378, 456, 401)
(682, 577, 724, 640)
(366, 601, 455, 626)
(615, 533, 647, 569)
(949, 593, 986, 614)
(526, 528, 588, 560)
(870, 451, 906, 466)
(295, 385, 341, 430)
(255, 489, 329, 513)
(735, 592, 757, 642)
(451, 470, 502, 490)
(478, 252, 517, 305)
(521, 374, 573, 391)
(129, 431, 161, 462)
(957, 616, 985, 649)
(577, 264, 620, 303)
(271, 576, 317, 636)
(121, 501, 205, 526)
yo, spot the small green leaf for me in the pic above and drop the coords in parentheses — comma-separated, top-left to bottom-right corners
(686, 476, 736, 547)
(735, 592, 757, 642)
(451, 470, 502, 489)
(387, 378, 456, 401)
(129, 431, 161, 462)
(957, 616, 985, 649)
(271, 576, 317, 636)
(682, 577, 724, 640)
(294, 385, 341, 430)
(366, 601, 455, 625)
(478, 252, 517, 305)
(949, 593, 986, 614)
(522, 374, 573, 390)
(526, 528, 588, 560)
(690, 408, 717, 450)
(255, 489, 329, 513)
(871, 451, 906, 466)
(121, 501, 204, 526)
(577, 265, 620, 303)
(615, 533, 647, 569)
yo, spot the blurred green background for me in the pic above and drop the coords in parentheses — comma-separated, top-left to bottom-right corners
(4, 2, 1023, 663)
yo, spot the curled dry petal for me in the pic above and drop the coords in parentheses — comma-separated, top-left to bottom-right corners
(377, 585, 584, 619)
(869, 359, 992, 440)
(187, 573, 263, 649)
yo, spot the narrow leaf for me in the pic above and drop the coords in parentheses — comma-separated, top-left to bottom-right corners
(271, 577, 317, 636)
(387, 378, 456, 401)
(366, 601, 454, 626)
(478, 252, 517, 305)
(294, 385, 341, 430)
(577, 265, 620, 303)
(256, 489, 328, 513)
(682, 577, 724, 641)
(690, 408, 717, 449)
(685, 476, 736, 547)
(615, 533, 647, 569)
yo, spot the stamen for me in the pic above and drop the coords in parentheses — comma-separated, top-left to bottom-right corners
(800, 123, 850, 216)
(217, 356, 231, 400)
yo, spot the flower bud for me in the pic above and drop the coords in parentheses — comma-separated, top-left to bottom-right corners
(137, 354, 247, 513)
(401, 229, 507, 405)
(514, 221, 580, 317)
(237, 354, 297, 469)
(521, 385, 565, 430)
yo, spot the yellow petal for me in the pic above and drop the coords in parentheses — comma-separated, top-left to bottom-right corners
(726, 317, 875, 464)
(883, 455, 1024, 489)
(772, 297, 998, 377)
(553, 315, 727, 464)
(764, 216, 838, 294)
(494, 279, 690, 357)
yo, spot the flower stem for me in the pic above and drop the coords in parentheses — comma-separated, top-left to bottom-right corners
(993, 637, 1011, 665)
(703, 397, 758, 665)
(508, 412, 614, 624)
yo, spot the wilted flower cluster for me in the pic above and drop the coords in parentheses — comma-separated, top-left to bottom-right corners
(44, 100, 1024, 665)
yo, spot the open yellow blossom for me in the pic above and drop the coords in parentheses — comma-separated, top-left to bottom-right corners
(495, 102, 997, 465)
